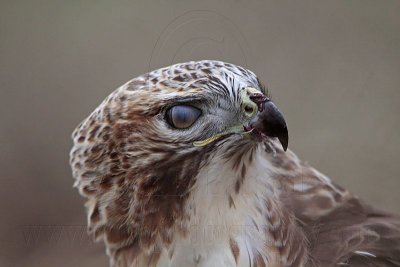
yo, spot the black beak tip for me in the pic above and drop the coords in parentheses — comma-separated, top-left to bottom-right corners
(278, 127, 289, 151)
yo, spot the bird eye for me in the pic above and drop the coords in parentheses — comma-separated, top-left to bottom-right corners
(166, 105, 202, 129)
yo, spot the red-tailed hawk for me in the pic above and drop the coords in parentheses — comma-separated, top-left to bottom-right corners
(70, 60, 400, 267)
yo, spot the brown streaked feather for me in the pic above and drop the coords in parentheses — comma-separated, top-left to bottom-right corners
(230, 238, 240, 264)
(273, 150, 400, 266)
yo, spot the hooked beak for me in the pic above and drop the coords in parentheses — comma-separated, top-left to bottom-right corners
(246, 94, 289, 151)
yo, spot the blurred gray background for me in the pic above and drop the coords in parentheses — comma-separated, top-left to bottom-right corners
(1, 1, 399, 266)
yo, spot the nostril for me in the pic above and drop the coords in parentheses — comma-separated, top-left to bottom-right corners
(244, 105, 254, 114)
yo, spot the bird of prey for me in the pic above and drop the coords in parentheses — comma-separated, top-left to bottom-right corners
(70, 60, 400, 267)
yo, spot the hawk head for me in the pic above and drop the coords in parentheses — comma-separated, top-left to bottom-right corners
(70, 60, 288, 261)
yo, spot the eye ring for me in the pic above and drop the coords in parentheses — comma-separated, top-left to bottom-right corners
(166, 105, 202, 129)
